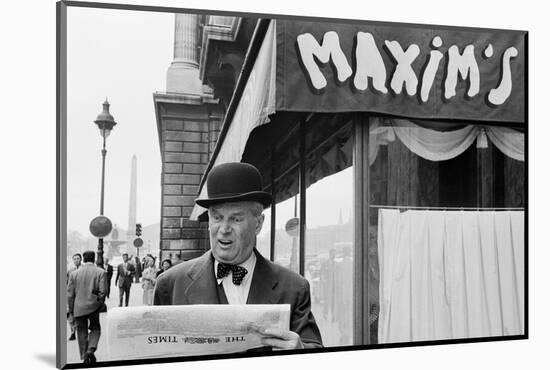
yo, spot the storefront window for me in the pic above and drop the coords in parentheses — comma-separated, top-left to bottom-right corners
(271, 121, 302, 273)
(273, 193, 300, 273)
(305, 167, 354, 346)
(256, 207, 271, 260)
(303, 116, 355, 346)
(367, 115, 525, 344)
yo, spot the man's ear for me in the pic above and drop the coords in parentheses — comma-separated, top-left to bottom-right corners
(255, 213, 265, 235)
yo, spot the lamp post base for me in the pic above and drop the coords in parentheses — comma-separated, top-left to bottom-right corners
(97, 238, 104, 269)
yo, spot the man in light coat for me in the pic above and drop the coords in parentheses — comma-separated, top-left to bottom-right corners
(66, 253, 81, 341)
(67, 250, 106, 363)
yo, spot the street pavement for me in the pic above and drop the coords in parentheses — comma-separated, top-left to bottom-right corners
(66, 279, 145, 364)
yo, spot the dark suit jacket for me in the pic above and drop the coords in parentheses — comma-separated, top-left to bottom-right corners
(154, 250, 323, 348)
(105, 264, 114, 281)
(67, 263, 106, 318)
(115, 262, 135, 289)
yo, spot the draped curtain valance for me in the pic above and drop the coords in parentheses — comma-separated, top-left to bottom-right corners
(274, 115, 524, 206)
(369, 117, 524, 166)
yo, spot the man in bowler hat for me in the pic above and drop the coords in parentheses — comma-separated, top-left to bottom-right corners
(67, 251, 106, 363)
(154, 162, 323, 350)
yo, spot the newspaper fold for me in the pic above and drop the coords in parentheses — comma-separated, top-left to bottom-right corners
(106, 304, 290, 360)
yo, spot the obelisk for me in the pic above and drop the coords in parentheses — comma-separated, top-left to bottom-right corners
(127, 155, 137, 241)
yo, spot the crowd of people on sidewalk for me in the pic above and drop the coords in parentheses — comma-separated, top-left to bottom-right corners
(66, 250, 174, 363)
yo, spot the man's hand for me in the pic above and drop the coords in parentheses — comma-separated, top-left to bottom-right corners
(250, 325, 304, 350)
(68, 313, 74, 325)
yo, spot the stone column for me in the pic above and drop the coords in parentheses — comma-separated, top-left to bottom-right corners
(166, 14, 203, 94)
(173, 14, 199, 67)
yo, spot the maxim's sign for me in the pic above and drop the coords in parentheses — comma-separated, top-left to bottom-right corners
(275, 21, 526, 123)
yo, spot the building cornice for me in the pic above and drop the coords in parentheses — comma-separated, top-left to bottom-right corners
(152, 91, 220, 150)
(199, 16, 242, 81)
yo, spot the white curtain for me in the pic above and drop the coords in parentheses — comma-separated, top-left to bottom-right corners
(369, 117, 524, 165)
(378, 209, 524, 343)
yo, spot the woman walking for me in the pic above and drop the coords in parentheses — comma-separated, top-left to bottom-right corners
(141, 257, 158, 305)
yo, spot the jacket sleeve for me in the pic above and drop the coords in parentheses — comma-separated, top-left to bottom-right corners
(291, 279, 323, 348)
(97, 270, 107, 303)
(67, 272, 76, 315)
(115, 265, 119, 286)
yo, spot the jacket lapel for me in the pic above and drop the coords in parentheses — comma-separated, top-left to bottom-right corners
(247, 250, 280, 304)
(184, 251, 225, 304)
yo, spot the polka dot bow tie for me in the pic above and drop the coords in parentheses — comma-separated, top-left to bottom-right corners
(216, 263, 248, 285)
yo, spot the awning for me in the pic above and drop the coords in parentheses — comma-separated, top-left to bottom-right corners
(190, 19, 277, 219)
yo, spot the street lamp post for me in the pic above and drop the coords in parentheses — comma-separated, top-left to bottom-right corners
(91, 99, 117, 268)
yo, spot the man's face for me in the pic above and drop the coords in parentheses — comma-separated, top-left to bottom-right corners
(72, 255, 81, 267)
(122, 254, 128, 263)
(208, 202, 264, 265)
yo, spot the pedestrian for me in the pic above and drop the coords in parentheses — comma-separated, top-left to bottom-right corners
(156, 259, 172, 278)
(141, 256, 158, 305)
(134, 255, 142, 283)
(154, 162, 322, 350)
(115, 253, 135, 307)
(67, 251, 106, 363)
(334, 246, 353, 344)
(320, 248, 337, 322)
(104, 257, 114, 299)
(67, 253, 81, 341)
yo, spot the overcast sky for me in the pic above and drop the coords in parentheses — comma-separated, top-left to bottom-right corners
(67, 7, 173, 235)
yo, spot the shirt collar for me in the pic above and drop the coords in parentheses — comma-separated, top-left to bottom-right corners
(214, 252, 257, 285)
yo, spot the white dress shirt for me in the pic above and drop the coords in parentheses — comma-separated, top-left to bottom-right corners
(214, 252, 257, 305)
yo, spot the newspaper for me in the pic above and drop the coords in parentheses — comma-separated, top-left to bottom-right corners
(106, 304, 290, 360)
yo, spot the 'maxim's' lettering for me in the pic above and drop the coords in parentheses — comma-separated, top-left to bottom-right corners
(296, 31, 518, 105)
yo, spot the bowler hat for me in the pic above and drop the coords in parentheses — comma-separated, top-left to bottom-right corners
(195, 162, 272, 208)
